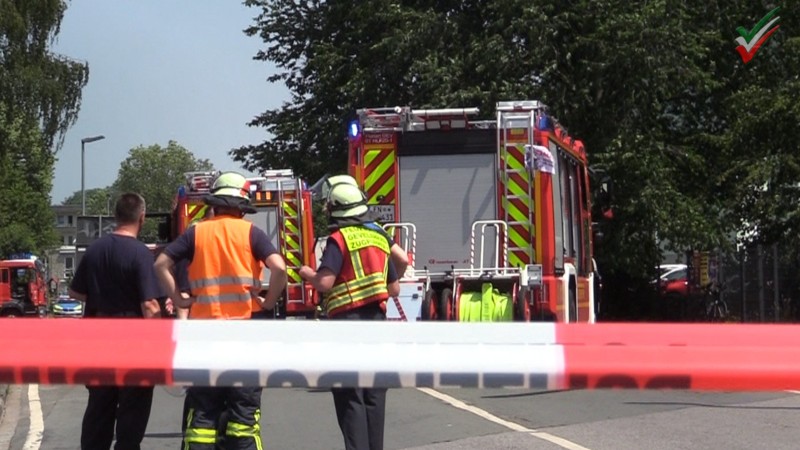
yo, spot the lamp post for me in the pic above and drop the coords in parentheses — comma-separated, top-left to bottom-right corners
(81, 135, 105, 216)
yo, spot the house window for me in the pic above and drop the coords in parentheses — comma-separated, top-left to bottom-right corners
(67, 235, 75, 245)
(67, 215, 74, 226)
(65, 257, 74, 270)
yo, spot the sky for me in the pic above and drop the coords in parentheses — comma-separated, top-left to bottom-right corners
(50, 0, 289, 203)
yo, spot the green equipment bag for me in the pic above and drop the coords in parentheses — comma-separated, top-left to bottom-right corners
(458, 283, 514, 322)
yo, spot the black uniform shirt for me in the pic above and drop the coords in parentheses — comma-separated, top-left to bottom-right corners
(70, 233, 162, 317)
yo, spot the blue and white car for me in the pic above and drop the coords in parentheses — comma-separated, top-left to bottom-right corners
(51, 295, 84, 318)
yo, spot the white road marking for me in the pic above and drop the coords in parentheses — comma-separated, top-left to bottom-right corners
(418, 388, 591, 450)
(22, 385, 44, 450)
(785, 390, 800, 395)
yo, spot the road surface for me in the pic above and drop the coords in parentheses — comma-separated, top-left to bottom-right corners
(3, 384, 800, 449)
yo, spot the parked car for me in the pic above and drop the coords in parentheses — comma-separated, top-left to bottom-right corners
(657, 264, 689, 299)
(51, 295, 84, 318)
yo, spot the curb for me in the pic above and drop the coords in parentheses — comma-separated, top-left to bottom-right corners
(0, 384, 7, 421)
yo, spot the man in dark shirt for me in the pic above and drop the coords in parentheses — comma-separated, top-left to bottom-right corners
(68, 192, 162, 450)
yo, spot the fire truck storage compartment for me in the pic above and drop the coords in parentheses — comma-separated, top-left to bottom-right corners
(245, 208, 279, 284)
(397, 129, 499, 274)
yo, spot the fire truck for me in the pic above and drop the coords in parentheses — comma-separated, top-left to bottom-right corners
(0, 255, 48, 317)
(347, 100, 597, 323)
(171, 169, 318, 318)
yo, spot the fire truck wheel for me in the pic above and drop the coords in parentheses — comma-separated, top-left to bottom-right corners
(439, 288, 453, 321)
(1, 309, 21, 318)
(421, 289, 437, 321)
(568, 285, 578, 322)
(514, 289, 531, 322)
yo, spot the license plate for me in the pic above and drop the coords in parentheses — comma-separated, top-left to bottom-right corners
(368, 205, 395, 223)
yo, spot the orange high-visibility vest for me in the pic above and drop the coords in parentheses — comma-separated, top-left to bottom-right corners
(188, 216, 260, 319)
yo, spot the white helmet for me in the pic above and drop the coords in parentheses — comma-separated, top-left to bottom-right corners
(326, 181, 368, 218)
(320, 174, 359, 200)
(204, 171, 256, 213)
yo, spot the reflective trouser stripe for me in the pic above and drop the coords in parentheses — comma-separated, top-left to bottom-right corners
(226, 410, 263, 450)
(184, 427, 216, 445)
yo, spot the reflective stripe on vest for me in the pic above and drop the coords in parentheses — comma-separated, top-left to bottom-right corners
(325, 226, 390, 316)
(188, 216, 259, 319)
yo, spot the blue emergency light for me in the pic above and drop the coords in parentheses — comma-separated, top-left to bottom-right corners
(348, 120, 360, 138)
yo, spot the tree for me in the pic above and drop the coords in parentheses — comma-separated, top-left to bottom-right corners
(62, 187, 116, 216)
(0, 103, 58, 257)
(0, 0, 89, 151)
(0, 1, 88, 256)
(237, 0, 800, 281)
(112, 141, 214, 213)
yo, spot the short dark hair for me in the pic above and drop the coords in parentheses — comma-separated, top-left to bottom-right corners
(114, 193, 146, 225)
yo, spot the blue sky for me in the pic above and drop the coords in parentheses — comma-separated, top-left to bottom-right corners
(51, 0, 288, 203)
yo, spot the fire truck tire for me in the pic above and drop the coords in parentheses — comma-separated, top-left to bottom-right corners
(514, 289, 531, 322)
(421, 289, 437, 321)
(439, 288, 453, 321)
(1, 308, 21, 318)
(568, 284, 578, 323)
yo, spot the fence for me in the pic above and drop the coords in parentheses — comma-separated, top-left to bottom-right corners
(716, 244, 800, 323)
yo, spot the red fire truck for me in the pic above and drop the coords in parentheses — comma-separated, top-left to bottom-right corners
(347, 100, 598, 322)
(0, 256, 48, 317)
(171, 169, 319, 318)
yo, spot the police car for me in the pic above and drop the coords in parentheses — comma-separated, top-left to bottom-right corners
(51, 295, 84, 318)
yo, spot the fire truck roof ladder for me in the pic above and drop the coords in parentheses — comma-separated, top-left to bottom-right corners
(497, 102, 537, 269)
(184, 171, 220, 195)
(357, 106, 481, 132)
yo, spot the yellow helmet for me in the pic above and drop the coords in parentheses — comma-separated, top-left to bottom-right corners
(327, 182, 368, 218)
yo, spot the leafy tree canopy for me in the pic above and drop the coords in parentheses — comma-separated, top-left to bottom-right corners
(237, 0, 800, 278)
(0, 0, 88, 257)
(112, 140, 214, 213)
(0, 102, 58, 257)
(0, 0, 89, 151)
(61, 187, 115, 216)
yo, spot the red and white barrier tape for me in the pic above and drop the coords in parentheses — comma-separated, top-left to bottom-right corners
(2, 319, 800, 390)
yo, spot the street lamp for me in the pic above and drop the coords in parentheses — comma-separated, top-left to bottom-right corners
(81, 135, 105, 216)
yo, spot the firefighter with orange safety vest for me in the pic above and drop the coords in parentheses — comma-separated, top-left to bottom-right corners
(299, 179, 401, 450)
(154, 171, 287, 450)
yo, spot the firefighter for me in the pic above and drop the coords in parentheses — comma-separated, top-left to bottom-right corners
(154, 171, 287, 450)
(299, 181, 401, 450)
(320, 174, 409, 277)
(68, 193, 162, 450)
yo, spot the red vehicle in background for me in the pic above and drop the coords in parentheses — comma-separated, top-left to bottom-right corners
(0, 256, 48, 317)
(656, 264, 690, 300)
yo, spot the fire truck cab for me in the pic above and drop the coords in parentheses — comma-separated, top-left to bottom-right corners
(172, 170, 318, 318)
(348, 100, 597, 323)
(0, 256, 48, 317)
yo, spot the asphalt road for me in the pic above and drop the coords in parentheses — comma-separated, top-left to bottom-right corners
(3, 385, 800, 449)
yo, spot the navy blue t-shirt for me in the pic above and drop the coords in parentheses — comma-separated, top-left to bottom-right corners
(319, 225, 398, 283)
(175, 258, 191, 293)
(164, 222, 277, 272)
(70, 233, 162, 317)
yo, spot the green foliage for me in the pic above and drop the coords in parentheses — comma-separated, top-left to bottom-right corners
(0, 0, 89, 151)
(238, 0, 800, 279)
(61, 187, 115, 215)
(112, 141, 214, 213)
(0, 0, 86, 257)
(0, 103, 58, 257)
